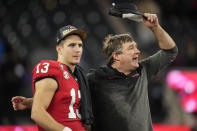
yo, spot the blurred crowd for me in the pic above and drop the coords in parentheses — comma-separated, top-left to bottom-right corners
(0, 0, 197, 129)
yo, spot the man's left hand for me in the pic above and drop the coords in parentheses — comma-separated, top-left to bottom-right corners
(143, 13, 159, 30)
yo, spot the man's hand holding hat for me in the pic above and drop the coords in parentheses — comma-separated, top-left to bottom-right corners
(108, 0, 144, 22)
(142, 13, 159, 30)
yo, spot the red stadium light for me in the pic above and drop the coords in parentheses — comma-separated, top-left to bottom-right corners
(0, 125, 191, 131)
(166, 69, 197, 113)
(0, 125, 37, 131)
(153, 124, 191, 131)
(166, 70, 197, 94)
(182, 93, 197, 112)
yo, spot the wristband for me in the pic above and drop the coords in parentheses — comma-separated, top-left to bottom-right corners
(62, 127, 72, 131)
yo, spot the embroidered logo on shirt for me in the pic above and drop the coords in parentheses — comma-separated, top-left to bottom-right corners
(63, 71, 70, 79)
(108, 76, 121, 80)
(59, 64, 64, 70)
(131, 73, 139, 77)
(74, 77, 78, 82)
(59, 64, 69, 79)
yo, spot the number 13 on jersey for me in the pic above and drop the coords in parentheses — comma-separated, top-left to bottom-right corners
(36, 63, 50, 73)
(68, 88, 81, 119)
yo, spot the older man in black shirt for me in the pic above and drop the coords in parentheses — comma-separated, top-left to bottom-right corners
(88, 13, 178, 131)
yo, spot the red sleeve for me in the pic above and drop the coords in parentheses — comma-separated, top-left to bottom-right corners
(32, 60, 60, 92)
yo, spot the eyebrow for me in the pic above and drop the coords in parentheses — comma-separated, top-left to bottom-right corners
(128, 44, 134, 48)
(68, 42, 83, 45)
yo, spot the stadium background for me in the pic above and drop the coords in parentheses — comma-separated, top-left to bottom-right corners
(0, 0, 197, 130)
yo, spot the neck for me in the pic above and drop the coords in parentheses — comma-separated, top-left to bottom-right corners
(57, 59, 76, 73)
(111, 63, 132, 75)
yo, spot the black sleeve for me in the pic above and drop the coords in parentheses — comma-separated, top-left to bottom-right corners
(140, 46, 178, 80)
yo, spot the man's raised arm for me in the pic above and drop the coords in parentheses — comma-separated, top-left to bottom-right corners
(143, 13, 176, 49)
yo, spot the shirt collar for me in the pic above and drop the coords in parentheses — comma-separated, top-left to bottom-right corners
(107, 65, 140, 78)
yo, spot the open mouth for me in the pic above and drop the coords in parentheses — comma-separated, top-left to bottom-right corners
(133, 57, 138, 61)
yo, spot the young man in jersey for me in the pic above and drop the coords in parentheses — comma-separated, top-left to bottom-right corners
(12, 13, 178, 131)
(11, 25, 93, 131)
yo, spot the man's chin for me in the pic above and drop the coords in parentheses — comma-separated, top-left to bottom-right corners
(134, 63, 139, 68)
(72, 61, 80, 65)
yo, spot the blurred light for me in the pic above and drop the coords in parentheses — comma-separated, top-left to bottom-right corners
(7, 32, 17, 45)
(17, 12, 31, 35)
(94, 24, 109, 39)
(5, 29, 28, 59)
(76, 0, 88, 5)
(184, 81, 195, 94)
(72, 17, 86, 28)
(166, 70, 197, 94)
(167, 70, 197, 113)
(53, 11, 66, 25)
(0, 125, 37, 131)
(14, 64, 25, 78)
(18, 12, 30, 25)
(35, 17, 51, 38)
(70, 12, 83, 23)
(31, 5, 44, 18)
(17, 45, 28, 59)
(0, 125, 192, 131)
(153, 124, 191, 131)
(39, 26, 51, 38)
(12, 40, 21, 50)
(0, 5, 6, 18)
(86, 11, 100, 24)
(36, 17, 47, 31)
(70, 12, 86, 27)
(59, 0, 70, 5)
(185, 99, 197, 112)
(45, 0, 57, 10)
(2, 24, 12, 37)
(21, 24, 32, 37)
(28, 1, 39, 11)
(14, 126, 24, 131)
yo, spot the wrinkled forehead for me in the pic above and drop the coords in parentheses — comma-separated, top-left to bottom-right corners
(123, 41, 137, 46)
(63, 35, 83, 44)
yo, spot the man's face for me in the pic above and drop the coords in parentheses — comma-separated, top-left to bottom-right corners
(116, 41, 140, 71)
(59, 35, 83, 65)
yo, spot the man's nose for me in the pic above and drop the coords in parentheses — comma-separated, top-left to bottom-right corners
(135, 48, 140, 54)
(75, 45, 82, 51)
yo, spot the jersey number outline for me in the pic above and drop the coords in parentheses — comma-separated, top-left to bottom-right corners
(36, 63, 50, 73)
(68, 88, 81, 119)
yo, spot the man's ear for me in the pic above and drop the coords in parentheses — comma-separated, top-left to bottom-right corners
(112, 52, 120, 61)
(56, 45, 62, 55)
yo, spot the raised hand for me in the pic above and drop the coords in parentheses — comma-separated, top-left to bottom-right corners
(143, 13, 159, 30)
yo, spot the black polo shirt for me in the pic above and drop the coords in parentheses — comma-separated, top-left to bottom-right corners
(87, 47, 178, 131)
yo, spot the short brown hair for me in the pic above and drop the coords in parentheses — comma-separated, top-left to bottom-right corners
(102, 33, 133, 66)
